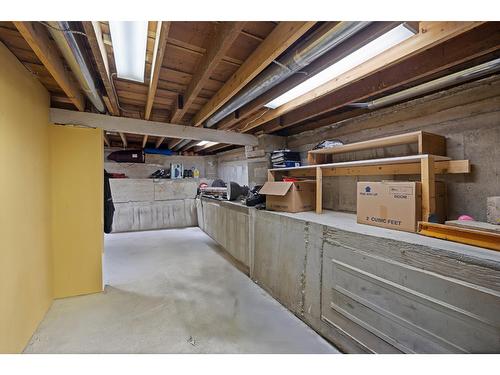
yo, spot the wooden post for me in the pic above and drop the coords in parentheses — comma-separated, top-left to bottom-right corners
(316, 166, 323, 214)
(267, 170, 275, 182)
(421, 155, 436, 222)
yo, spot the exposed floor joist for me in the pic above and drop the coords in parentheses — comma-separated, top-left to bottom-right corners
(144, 21, 171, 148)
(220, 22, 399, 131)
(192, 21, 316, 127)
(244, 21, 485, 132)
(262, 21, 500, 134)
(14, 21, 85, 111)
(50, 108, 258, 146)
(170, 22, 246, 124)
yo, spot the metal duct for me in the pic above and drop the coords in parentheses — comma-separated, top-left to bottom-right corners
(349, 58, 500, 110)
(173, 139, 192, 151)
(48, 21, 106, 113)
(205, 21, 371, 128)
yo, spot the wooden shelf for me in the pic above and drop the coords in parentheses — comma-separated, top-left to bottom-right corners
(307, 131, 446, 165)
(268, 154, 471, 221)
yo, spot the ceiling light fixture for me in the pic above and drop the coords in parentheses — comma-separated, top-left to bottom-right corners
(265, 24, 416, 109)
(197, 141, 218, 147)
(109, 21, 148, 83)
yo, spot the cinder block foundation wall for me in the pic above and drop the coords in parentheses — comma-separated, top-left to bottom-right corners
(0, 43, 104, 352)
(286, 75, 500, 221)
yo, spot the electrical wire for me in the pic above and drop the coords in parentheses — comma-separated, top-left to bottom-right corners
(110, 73, 144, 116)
(238, 108, 270, 132)
(37, 21, 88, 38)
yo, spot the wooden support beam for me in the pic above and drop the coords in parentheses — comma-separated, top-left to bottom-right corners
(103, 133, 110, 147)
(82, 22, 119, 115)
(224, 22, 398, 130)
(155, 137, 166, 148)
(192, 21, 316, 127)
(167, 138, 184, 150)
(50, 108, 259, 146)
(145, 22, 170, 120)
(421, 155, 436, 222)
(316, 167, 323, 214)
(144, 22, 171, 149)
(14, 21, 85, 111)
(170, 22, 245, 123)
(119, 132, 128, 148)
(179, 140, 199, 152)
(245, 21, 486, 133)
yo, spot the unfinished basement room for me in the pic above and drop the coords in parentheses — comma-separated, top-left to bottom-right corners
(1, 2, 500, 369)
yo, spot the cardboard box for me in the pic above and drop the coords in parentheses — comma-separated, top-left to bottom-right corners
(260, 180, 316, 213)
(357, 181, 446, 232)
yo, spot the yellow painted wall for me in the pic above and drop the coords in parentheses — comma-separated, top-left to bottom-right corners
(0, 42, 104, 352)
(50, 125, 104, 298)
(0, 42, 53, 353)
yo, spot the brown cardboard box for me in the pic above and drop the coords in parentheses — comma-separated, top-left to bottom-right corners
(260, 180, 316, 213)
(357, 181, 446, 232)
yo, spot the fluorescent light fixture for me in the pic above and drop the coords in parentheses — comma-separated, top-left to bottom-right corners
(109, 21, 148, 82)
(197, 141, 218, 147)
(265, 24, 415, 109)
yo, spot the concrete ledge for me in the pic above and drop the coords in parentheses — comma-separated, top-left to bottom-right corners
(196, 198, 500, 353)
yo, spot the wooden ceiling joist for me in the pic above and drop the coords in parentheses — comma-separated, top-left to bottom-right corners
(221, 22, 399, 131)
(192, 21, 316, 127)
(14, 21, 85, 111)
(82, 21, 129, 147)
(263, 21, 500, 134)
(119, 132, 128, 148)
(167, 138, 184, 150)
(143, 21, 171, 148)
(244, 21, 485, 132)
(50, 108, 259, 146)
(170, 22, 246, 124)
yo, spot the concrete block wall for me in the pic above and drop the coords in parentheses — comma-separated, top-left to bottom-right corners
(104, 149, 217, 179)
(286, 75, 500, 221)
(110, 179, 210, 232)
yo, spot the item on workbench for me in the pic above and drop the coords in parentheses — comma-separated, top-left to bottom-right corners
(271, 149, 301, 169)
(183, 169, 193, 178)
(193, 167, 200, 178)
(245, 185, 265, 207)
(227, 181, 250, 201)
(107, 149, 145, 163)
(357, 181, 446, 233)
(312, 139, 344, 150)
(259, 180, 316, 213)
(212, 179, 226, 188)
(458, 214, 475, 221)
(150, 168, 170, 179)
(170, 163, 183, 179)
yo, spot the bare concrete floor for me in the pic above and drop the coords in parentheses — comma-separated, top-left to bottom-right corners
(24, 227, 338, 353)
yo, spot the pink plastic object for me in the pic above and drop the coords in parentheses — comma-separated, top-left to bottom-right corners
(458, 215, 474, 221)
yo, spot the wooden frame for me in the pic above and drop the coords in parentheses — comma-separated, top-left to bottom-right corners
(307, 131, 446, 164)
(50, 108, 259, 146)
(267, 155, 471, 220)
(418, 222, 500, 251)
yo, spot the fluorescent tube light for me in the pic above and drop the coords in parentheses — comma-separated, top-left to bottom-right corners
(109, 21, 148, 82)
(265, 24, 415, 109)
(197, 141, 218, 147)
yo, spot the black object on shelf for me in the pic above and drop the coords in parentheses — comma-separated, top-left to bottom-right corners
(107, 149, 145, 163)
(271, 149, 301, 169)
